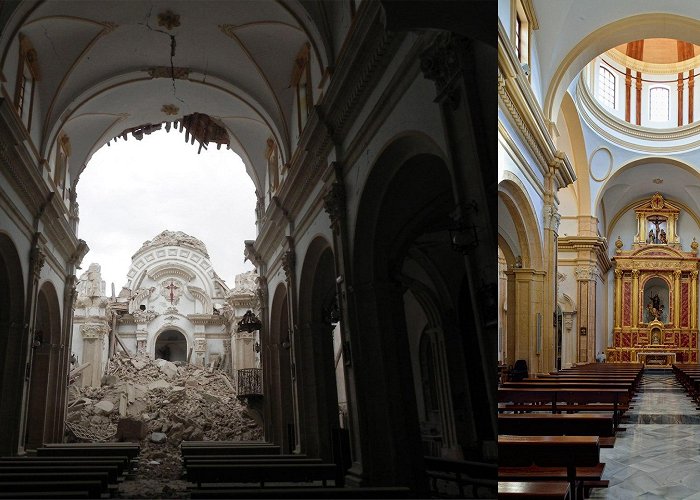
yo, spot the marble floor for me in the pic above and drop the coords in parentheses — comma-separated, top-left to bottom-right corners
(589, 370, 700, 499)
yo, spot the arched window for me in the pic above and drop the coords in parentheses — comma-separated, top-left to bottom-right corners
(597, 66, 616, 109)
(649, 86, 670, 122)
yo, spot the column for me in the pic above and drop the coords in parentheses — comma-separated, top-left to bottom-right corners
(614, 269, 623, 328)
(692, 271, 698, 330)
(575, 265, 597, 363)
(282, 244, 302, 454)
(194, 338, 207, 366)
(80, 323, 108, 387)
(674, 270, 682, 327)
(632, 270, 640, 328)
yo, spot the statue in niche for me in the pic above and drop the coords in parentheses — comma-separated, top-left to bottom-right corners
(646, 293, 665, 322)
(651, 329, 661, 345)
(659, 229, 667, 244)
(647, 230, 656, 244)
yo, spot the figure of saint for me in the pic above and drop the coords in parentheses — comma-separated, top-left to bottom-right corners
(659, 229, 667, 244)
(647, 230, 656, 244)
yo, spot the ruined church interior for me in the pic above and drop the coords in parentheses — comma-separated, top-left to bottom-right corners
(0, 0, 494, 498)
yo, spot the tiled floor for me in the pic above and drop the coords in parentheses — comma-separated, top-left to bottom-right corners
(589, 370, 700, 499)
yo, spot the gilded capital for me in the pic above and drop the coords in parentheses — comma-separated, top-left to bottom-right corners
(614, 269, 623, 279)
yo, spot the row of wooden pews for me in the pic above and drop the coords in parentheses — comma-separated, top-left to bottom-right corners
(182, 440, 413, 499)
(673, 363, 700, 405)
(498, 362, 644, 499)
(0, 442, 139, 499)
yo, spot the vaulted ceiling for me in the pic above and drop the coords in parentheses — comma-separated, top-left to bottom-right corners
(0, 1, 331, 191)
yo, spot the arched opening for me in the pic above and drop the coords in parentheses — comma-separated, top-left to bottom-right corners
(25, 282, 62, 450)
(0, 233, 26, 455)
(297, 238, 341, 462)
(155, 330, 188, 362)
(352, 134, 475, 488)
(266, 283, 294, 453)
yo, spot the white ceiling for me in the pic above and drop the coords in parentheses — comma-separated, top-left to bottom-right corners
(0, 1, 330, 191)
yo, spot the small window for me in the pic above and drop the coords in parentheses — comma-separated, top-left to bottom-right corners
(291, 43, 312, 133)
(598, 66, 616, 109)
(15, 34, 40, 130)
(649, 86, 670, 122)
(515, 14, 522, 61)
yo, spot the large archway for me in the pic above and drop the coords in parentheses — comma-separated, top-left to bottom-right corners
(0, 233, 26, 455)
(154, 330, 188, 362)
(297, 237, 340, 462)
(25, 282, 62, 450)
(352, 133, 479, 489)
(265, 283, 294, 453)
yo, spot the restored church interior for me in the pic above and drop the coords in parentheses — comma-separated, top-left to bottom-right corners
(499, 1, 700, 498)
(0, 1, 494, 498)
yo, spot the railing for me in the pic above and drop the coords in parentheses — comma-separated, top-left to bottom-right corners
(236, 368, 262, 397)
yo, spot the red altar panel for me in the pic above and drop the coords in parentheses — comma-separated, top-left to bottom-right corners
(681, 332, 690, 347)
(682, 283, 689, 328)
(623, 282, 631, 326)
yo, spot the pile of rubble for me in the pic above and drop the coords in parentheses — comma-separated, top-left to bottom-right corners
(66, 354, 263, 497)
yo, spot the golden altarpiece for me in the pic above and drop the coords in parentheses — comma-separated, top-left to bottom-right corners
(607, 194, 700, 367)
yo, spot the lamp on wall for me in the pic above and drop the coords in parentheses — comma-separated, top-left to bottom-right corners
(237, 309, 262, 333)
(449, 223, 479, 254)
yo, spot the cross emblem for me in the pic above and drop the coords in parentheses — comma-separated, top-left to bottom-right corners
(164, 280, 179, 304)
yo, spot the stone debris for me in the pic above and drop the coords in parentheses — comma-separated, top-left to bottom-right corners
(66, 353, 263, 498)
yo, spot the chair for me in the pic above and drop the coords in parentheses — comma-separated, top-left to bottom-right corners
(509, 360, 528, 381)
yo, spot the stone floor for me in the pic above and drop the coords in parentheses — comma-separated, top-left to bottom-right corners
(589, 370, 700, 499)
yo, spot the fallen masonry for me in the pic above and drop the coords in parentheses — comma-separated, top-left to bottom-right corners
(65, 353, 263, 498)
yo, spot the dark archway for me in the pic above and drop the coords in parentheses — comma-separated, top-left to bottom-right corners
(351, 133, 471, 489)
(0, 233, 26, 455)
(266, 283, 295, 452)
(26, 281, 62, 449)
(155, 330, 187, 362)
(297, 237, 340, 462)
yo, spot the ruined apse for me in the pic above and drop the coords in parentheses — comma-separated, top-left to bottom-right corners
(71, 230, 260, 387)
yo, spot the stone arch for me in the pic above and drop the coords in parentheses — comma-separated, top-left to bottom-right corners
(498, 176, 543, 270)
(265, 282, 294, 453)
(351, 133, 470, 489)
(296, 236, 339, 462)
(154, 329, 188, 362)
(26, 281, 62, 449)
(0, 233, 26, 455)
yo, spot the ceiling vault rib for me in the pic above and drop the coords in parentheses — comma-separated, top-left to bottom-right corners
(218, 26, 290, 158)
(41, 21, 118, 160)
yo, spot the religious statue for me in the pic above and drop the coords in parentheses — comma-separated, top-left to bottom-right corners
(659, 229, 667, 244)
(647, 293, 665, 321)
(647, 230, 656, 244)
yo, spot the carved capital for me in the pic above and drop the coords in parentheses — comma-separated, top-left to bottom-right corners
(255, 275, 268, 308)
(282, 250, 295, 283)
(30, 239, 46, 281)
(194, 338, 207, 352)
(133, 309, 158, 324)
(674, 270, 682, 279)
(575, 265, 597, 281)
(542, 203, 561, 233)
(692, 270, 698, 280)
(614, 269, 623, 279)
(631, 269, 640, 279)
(136, 339, 147, 355)
(223, 339, 232, 351)
(420, 32, 464, 109)
(323, 182, 346, 231)
(80, 323, 108, 340)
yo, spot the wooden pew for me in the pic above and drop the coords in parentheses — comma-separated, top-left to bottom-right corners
(498, 414, 616, 447)
(180, 444, 281, 456)
(0, 455, 133, 474)
(0, 463, 120, 483)
(186, 462, 342, 488)
(498, 481, 571, 499)
(423, 456, 496, 498)
(499, 435, 601, 500)
(37, 443, 140, 460)
(190, 486, 415, 498)
(498, 388, 630, 429)
(0, 482, 102, 498)
(183, 454, 311, 465)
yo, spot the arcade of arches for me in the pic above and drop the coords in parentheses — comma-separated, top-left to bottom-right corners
(0, 0, 494, 496)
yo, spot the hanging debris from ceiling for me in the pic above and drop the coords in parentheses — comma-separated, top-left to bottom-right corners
(109, 113, 230, 154)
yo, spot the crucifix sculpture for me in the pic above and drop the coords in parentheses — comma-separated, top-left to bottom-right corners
(164, 280, 178, 304)
(648, 215, 666, 243)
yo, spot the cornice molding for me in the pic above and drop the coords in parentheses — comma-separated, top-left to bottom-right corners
(498, 21, 575, 191)
(558, 235, 612, 274)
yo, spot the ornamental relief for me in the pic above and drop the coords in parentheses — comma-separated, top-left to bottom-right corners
(194, 338, 207, 352)
(80, 323, 108, 339)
